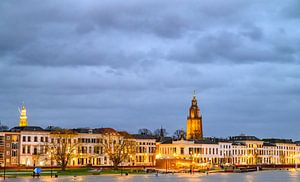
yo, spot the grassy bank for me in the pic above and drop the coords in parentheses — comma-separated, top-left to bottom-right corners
(0, 168, 147, 178)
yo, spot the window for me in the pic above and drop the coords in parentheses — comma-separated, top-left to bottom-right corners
(6, 151, 10, 155)
(34, 136, 38, 142)
(22, 146, 26, 154)
(6, 136, 10, 140)
(12, 135, 18, 142)
(189, 148, 193, 154)
(23, 136, 26, 142)
(12, 143, 18, 149)
(45, 137, 48, 142)
(33, 148, 38, 155)
(41, 137, 44, 142)
(180, 147, 184, 155)
(27, 146, 31, 154)
(6, 143, 10, 147)
(89, 147, 92, 153)
(28, 136, 31, 142)
(0, 137, 4, 146)
(12, 150, 17, 157)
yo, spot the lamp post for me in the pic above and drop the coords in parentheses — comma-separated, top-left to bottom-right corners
(3, 153, 6, 180)
(50, 149, 53, 178)
(165, 159, 167, 174)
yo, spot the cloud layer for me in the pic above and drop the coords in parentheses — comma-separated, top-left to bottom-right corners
(0, 0, 299, 139)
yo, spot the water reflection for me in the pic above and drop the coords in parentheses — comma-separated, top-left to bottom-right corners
(2, 171, 300, 182)
(245, 174, 254, 182)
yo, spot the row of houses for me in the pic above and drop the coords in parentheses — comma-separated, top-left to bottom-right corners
(156, 135, 300, 169)
(1, 125, 300, 169)
(0, 126, 157, 168)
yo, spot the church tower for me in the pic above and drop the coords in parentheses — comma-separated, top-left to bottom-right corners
(19, 104, 28, 127)
(186, 93, 203, 140)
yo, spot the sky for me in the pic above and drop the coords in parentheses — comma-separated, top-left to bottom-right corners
(0, 0, 299, 139)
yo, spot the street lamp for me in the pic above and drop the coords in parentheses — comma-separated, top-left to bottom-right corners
(50, 149, 53, 178)
(3, 153, 6, 180)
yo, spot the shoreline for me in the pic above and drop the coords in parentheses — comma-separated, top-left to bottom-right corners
(1, 168, 299, 179)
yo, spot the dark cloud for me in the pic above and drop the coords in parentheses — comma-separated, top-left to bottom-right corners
(0, 0, 300, 139)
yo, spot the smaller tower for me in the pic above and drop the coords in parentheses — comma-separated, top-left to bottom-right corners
(19, 104, 28, 127)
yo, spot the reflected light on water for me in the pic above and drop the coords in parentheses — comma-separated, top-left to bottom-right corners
(245, 174, 254, 182)
(115, 175, 134, 181)
(289, 170, 299, 182)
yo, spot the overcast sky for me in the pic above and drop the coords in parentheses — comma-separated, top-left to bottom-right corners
(0, 0, 299, 139)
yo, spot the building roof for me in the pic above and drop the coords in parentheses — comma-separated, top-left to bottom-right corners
(93, 128, 119, 135)
(295, 141, 300, 146)
(229, 135, 260, 141)
(71, 128, 93, 133)
(263, 142, 276, 147)
(262, 138, 294, 144)
(232, 142, 246, 146)
(159, 137, 173, 144)
(10, 126, 44, 132)
(131, 134, 157, 140)
(194, 139, 218, 144)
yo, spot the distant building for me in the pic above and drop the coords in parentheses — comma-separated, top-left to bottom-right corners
(186, 94, 203, 140)
(0, 132, 20, 167)
(18, 104, 28, 127)
(130, 134, 157, 166)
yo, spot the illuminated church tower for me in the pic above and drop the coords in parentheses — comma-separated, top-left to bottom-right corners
(19, 104, 28, 127)
(186, 93, 203, 140)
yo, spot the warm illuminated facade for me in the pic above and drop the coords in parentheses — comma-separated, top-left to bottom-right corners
(186, 94, 203, 140)
(0, 132, 20, 167)
(130, 134, 156, 166)
(19, 104, 28, 127)
(156, 135, 300, 170)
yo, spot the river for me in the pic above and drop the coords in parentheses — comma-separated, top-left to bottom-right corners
(2, 170, 300, 182)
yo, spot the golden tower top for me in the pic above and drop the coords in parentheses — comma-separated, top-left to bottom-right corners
(19, 103, 28, 127)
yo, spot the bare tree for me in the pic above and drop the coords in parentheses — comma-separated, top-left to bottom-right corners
(47, 129, 79, 171)
(153, 128, 167, 138)
(138, 128, 153, 136)
(102, 131, 136, 170)
(173, 129, 186, 139)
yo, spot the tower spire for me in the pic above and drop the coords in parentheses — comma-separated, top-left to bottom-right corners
(19, 103, 28, 127)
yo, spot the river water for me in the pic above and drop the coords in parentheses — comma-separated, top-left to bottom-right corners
(3, 170, 300, 182)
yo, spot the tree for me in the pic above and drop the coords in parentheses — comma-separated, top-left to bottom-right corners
(173, 129, 186, 140)
(153, 127, 167, 138)
(47, 129, 78, 171)
(102, 131, 136, 170)
(0, 122, 8, 131)
(138, 128, 153, 136)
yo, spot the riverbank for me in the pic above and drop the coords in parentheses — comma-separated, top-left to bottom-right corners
(1, 167, 299, 178)
(1, 170, 299, 182)
(0, 168, 148, 178)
